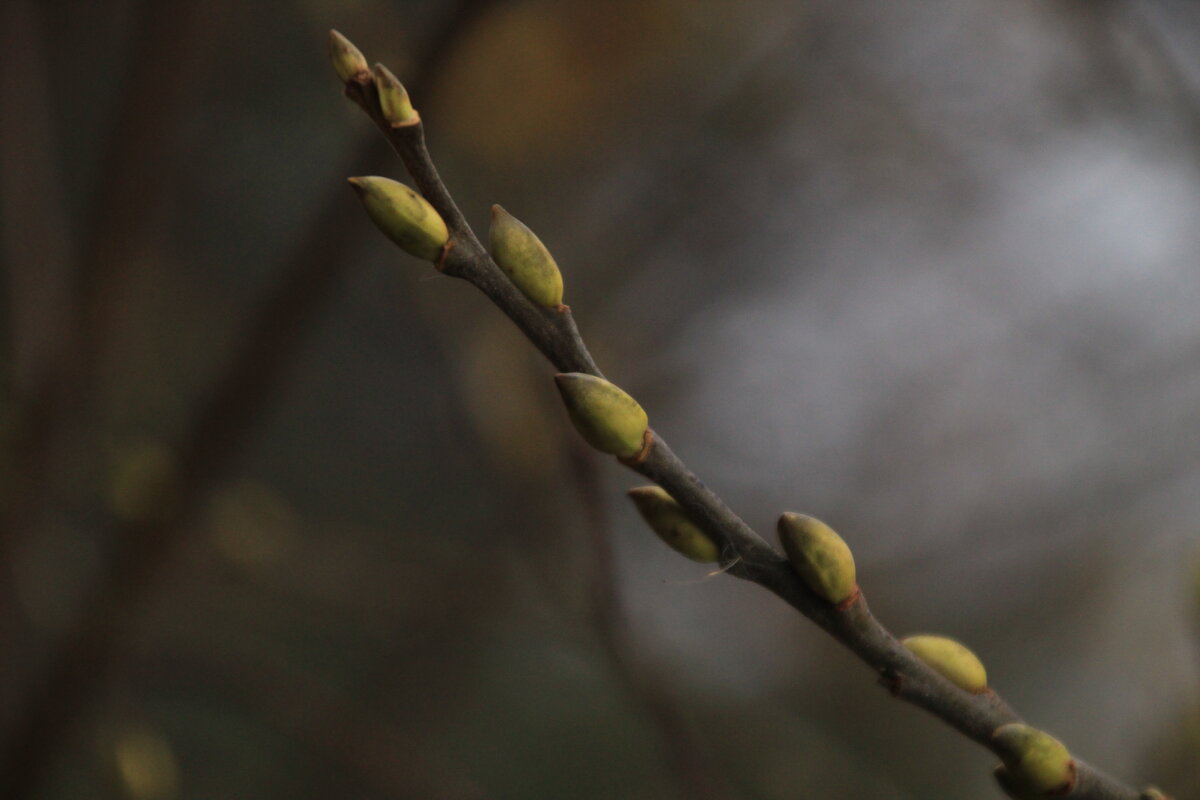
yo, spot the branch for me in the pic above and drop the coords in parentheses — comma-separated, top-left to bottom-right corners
(332, 35, 1164, 800)
(136, 646, 495, 800)
(0, 0, 205, 557)
(0, 5, 502, 797)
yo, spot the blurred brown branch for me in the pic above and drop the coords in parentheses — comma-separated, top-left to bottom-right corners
(0, 0, 207, 570)
(0, 2, 499, 797)
(137, 645, 495, 800)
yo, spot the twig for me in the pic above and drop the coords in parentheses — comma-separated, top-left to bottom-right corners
(0, 3, 501, 796)
(0, 0, 204, 560)
(0, 0, 73, 396)
(0, 0, 75, 722)
(338, 58, 1151, 800)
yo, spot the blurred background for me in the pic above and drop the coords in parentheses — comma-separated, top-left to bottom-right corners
(1, 0, 1198, 797)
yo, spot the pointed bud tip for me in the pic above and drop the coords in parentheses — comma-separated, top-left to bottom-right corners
(373, 62, 419, 125)
(627, 486, 673, 516)
(328, 30, 369, 84)
(328, 29, 350, 50)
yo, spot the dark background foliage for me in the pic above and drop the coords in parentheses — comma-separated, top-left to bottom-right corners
(1, 0, 1198, 798)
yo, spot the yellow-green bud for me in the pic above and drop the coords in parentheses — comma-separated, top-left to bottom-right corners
(628, 486, 719, 563)
(992, 724, 1075, 796)
(1139, 788, 1171, 800)
(348, 176, 449, 262)
(901, 634, 988, 694)
(554, 373, 648, 458)
(489, 205, 564, 308)
(777, 512, 857, 604)
(328, 30, 369, 84)
(373, 63, 419, 126)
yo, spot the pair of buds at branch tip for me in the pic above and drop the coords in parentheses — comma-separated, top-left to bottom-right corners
(334, 30, 566, 307)
(328, 30, 418, 126)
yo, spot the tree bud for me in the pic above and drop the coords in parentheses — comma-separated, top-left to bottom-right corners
(1139, 788, 1171, 800)
(373, 63, 419, 126)
(777, 512, 857, 604)
(901, 634, 988, 694)
(328, 30, 369, 84)
(991, 724, 1076, 796)
(489, 205, 564, 308)
(348, 176, 449, 262)
(628, 486, 719, 563)
(554, 373, 648, 458)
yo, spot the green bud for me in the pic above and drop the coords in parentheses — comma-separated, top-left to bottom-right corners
(628, 486, 719, 563)
(554, 373, 648, 458)
(348, 176, 449, 262)
(992, 724, 1075, 796)
(373, 63, 419, 126)
(901, 634, 988, 694)
(777, 512, 857, 604)
(489, 205, 564, 308)
(1140, 788, 1172, 800)
(328, 30, 369, 84)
